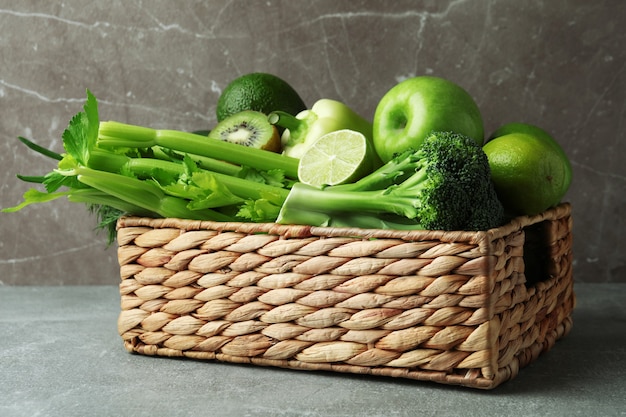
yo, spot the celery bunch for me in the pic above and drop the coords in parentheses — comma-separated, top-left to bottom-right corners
(3, 91, 297, 243)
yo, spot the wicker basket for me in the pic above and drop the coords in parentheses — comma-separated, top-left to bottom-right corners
(116, 203, 574, 389)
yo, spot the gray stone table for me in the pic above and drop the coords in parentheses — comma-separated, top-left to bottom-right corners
(1, 284, 624, 417)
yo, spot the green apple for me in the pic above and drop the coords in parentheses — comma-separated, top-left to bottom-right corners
(372, 76, 484, 162)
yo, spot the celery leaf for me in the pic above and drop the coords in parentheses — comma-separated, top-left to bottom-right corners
(236, 192, 284, 222)
(62, 90, 99, 166)
(1, 189, 68, 213)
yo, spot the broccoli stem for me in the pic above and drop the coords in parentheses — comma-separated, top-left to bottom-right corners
(97, 121, 300, 179)
(311, 212, 423, 230)
(328, 149, 422, 192)
(276, 182, 422, 226)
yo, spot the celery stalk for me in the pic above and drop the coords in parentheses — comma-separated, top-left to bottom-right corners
(98, 121, 299, 179)
(75, 167, 234, 221)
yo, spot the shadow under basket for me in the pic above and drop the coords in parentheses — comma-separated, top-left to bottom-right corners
(116, 203, 574, 389)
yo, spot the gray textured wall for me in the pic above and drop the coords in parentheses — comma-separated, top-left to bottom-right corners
(1, 1, 623, 285)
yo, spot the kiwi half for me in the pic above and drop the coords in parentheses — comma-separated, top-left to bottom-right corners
(208, 110, 281, 153)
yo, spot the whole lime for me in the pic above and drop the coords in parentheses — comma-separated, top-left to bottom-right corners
(487, 121, 572, 187)
(373, 76, 484, 163)
(216, 73, 306, 122)
(483, 132, 572, 216)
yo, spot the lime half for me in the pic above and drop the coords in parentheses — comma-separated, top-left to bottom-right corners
(298, 129, 370, 187)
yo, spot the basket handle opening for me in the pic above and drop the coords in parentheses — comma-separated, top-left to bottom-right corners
(522, 220, 553, 287)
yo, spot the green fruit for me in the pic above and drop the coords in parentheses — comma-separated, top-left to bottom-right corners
(216, 73, 306, 122)
(208, 110, 281, 153)
(373, 76, 484, 163)
(488, 122, 572, 186)
(483, 132, 572, 216)
(298, 129, 373, 187)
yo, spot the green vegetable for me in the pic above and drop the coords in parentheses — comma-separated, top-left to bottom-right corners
(268, 99, 381, 167)
(276, 131, 504, 231)
(98, 120, 299, 179)
(2, 90, 297, 242)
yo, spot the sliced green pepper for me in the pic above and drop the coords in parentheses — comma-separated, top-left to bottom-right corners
(268, 99, 380, 167)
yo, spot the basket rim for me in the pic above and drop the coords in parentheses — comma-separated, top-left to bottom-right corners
(117, 202, 571, 247)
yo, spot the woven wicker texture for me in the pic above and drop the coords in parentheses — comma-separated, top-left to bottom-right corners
(117, 203, 574, 389)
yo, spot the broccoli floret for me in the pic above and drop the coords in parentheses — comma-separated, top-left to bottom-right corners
(276, 131, 505, 231)
(411, 131, 505, 230)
